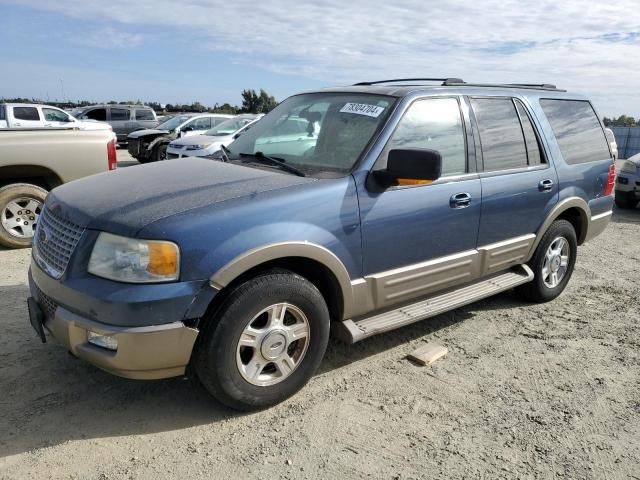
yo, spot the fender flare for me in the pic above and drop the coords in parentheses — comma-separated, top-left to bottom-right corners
(527, 196, 591, 260)
(209, 241, 358, 317)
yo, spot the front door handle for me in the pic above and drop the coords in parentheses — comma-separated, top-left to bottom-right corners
(450, 192, 471, 209)
(539, 179, 554, 192)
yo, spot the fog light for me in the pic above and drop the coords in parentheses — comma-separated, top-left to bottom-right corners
(87, 331, 118, 351)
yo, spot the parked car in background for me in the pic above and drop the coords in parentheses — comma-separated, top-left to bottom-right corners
(0, 127, 117, 248)
(166, 114, 262, 159)
(0, 103, 112, 132)
(72, 105, 158, 143)
(128, 113, 234, 163)
(605, 128, 618, 160)
(27, 79, 614, 410)
(615, 152, 640, 209)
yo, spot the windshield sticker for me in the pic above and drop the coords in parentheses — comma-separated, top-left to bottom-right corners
(340, 103, 385, 118)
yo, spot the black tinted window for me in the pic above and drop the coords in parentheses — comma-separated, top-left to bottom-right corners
(514, 100, 543, 166)
(14, 107, 40, 121)
(84, 108, 106, 121)
(0, 105, 5, 120)
(540, 99, 611, 164)
(471, 98, 528, 171)
(135, 109, 154, 120)
(110, 108, 130, 121)
(381, 97, 467, 177)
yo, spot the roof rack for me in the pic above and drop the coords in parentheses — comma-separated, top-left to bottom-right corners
(353, 78, 464, 86)
(352, 78, 564, 91)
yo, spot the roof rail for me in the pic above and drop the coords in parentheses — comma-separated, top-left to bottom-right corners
(352, 79, 564, 91)
(353, 78, 465, 86)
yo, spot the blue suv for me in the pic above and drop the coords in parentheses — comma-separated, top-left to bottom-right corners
(27, 79, 615, 410)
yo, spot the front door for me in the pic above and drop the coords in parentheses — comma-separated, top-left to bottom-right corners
(358, 97, 482, 309)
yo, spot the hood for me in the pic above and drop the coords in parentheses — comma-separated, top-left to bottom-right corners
(46, 158, 314, 237)
(127, 128, 169, 139)
(170, 134, 232, 146)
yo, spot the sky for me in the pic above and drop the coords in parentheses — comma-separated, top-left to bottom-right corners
(0, 0, 639, 116)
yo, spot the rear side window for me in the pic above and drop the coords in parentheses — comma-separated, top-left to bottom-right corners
(13, 106, 40, 121)
(514, 100, 544, 166)
(380, 97, 467, 177)
(471, 98, 528, 171)
(110, 108, 130, 121)
(540, 99, 611, 164)
(135, 109, 154, 120)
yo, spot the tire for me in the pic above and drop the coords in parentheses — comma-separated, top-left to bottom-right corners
(153, 143, 168, 162)
(0, 183, 47, 249)
(516, 219, 577, 303)
(615, 191, 638, 209)
(194, 271, 330, 411)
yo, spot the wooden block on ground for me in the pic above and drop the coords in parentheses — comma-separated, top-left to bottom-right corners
(408, 343, 448, 366)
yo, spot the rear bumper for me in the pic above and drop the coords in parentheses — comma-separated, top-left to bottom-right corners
(43, 305, 198, 379)
(584, 210, 612, 243)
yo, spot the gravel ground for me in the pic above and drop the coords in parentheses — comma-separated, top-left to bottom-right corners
(0, 207, 638, 479)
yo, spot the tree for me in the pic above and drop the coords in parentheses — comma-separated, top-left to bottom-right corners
(240, 89, 278, 113)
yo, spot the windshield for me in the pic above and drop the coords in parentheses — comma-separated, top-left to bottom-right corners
(205, 117, 255, 136)
(226, 93, 394, 177)
(157, 115, 192, 130)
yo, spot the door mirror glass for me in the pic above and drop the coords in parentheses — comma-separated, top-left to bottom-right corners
(378, 148, 442, 186)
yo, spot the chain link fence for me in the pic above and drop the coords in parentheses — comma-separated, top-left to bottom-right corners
(610, 127, 640, 160)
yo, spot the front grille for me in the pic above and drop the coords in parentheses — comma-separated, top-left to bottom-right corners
(33, 206, 85, 279)
(35, 285, 58, 320)
(167, 153, 180, 159)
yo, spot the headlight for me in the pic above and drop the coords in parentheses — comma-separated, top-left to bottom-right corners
(88, 232, 180, 283)
(185, 143, 211, 151)
(620, 160, 638, 173)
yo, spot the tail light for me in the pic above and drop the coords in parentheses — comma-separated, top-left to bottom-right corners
(604, 164, 615, 196)
(107, 138, 117, 171)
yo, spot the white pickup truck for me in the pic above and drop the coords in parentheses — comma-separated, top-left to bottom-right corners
(0, 103, 111, 131)
(0, 128, 117, 248)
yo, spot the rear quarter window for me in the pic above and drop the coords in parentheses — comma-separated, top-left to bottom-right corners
(540, 99, 611, 164)
(13, 106, 40, 121)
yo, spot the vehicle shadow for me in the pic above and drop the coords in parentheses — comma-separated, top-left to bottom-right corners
(0, 283, 523, 458)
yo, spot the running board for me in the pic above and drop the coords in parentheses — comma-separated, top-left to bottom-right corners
(334, 265, 534, 343)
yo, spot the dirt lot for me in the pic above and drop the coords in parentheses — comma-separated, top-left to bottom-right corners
(0, 207, 638, 479)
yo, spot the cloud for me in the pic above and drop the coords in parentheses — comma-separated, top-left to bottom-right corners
(82, 27, 145, 49)
(3, 0, 640, 114)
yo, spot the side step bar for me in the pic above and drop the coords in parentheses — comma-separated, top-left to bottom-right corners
(334, 265, 534, 343)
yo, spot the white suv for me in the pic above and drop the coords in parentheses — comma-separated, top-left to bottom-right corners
(0, 103, 111, 131)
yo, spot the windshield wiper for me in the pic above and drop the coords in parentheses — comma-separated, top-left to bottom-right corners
(238, 151, 306, 177)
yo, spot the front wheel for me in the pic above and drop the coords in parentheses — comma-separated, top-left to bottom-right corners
(153, 143, 168, 162)
(516, 219, 577, 303)
(194, 272, 330, 410)
(0, 183, 47, 248)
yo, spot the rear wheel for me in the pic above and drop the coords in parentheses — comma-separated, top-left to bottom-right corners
(194, 272, 330, 410)
(517, 219, 577, 303)
(615, 191, 639, 209)
(0, 183, 47, 249)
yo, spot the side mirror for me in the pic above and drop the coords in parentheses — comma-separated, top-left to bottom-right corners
(182, 125, 193, 132)
(374, 148, 442, 187)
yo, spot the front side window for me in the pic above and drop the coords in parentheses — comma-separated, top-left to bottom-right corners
(135, 109, 155, 120)
(110, 108, 130, 121)
(540, 99, 611, 164)
(187, 117, 212, 130)
(378, 97, 467, 177)
(205, 118, 254, 136)
(84, 108, 107, 121)
(471, 98, 528, 171)
(13, 107, 40, 121)
(42, 108, 71, 122)
(226, 93, 394, 177)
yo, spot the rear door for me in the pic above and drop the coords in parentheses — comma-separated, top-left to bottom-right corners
(134, 108, 157, 129)
(108, 107, 132, 140)
(10, 106, 43, 128)
(471, 96, 558, 248)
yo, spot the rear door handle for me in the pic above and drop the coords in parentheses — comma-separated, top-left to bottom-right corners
(450, 192, 471, 209)
(538, 179, 554, 192)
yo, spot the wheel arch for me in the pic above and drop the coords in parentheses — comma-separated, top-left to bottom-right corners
(209, 242, 357, 321)
(527, 197, 590, 261)
(0, 165, 61, 190)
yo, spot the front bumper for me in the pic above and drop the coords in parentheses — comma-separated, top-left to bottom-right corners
(166, 147, 210, 159)
(41, 305, 198, 379)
